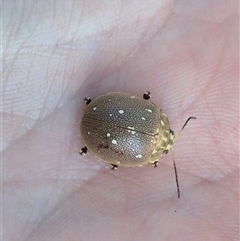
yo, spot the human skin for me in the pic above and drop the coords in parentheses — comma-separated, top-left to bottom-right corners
(2, 0, 239, 241)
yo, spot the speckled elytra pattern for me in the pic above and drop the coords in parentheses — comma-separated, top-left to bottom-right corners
(80, 92, 174, 167)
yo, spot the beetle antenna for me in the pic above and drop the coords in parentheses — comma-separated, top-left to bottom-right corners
(170, 151, 180, 198)
(175, 117, 196, 138)
(172, 117, 196, 198)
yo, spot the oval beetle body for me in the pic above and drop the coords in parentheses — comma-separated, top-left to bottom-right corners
(80, 92, 175, 168)
(80, 91, 196, 198)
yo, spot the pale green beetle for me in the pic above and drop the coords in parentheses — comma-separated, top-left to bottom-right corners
(80, 91, 196, 198)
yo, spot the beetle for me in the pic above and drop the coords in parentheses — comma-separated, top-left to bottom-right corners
(79, 91, 196, 198)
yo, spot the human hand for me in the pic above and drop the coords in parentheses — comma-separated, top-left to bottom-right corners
(3, 1, 238, 240)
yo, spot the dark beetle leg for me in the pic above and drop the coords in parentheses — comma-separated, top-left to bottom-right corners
(111, 164, 118, 170)
(152, 161, 158, 168)
(170, 129, 174, 135)
(143, 91, 151, 100)
(79, 146, 88, 155)
(84, 97, 92, 105)
(163, 149, 169, 155)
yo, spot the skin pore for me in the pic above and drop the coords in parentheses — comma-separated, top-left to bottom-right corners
(3, 1, 238, 241)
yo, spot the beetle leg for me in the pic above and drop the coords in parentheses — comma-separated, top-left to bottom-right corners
(79, 146, 88, 155)
(152, 161, 158, 168)
(84, 97, 92, 105)
(163, 149, 169, 154)
(143, 91, 151, 100)
(111, 164, 118, 170)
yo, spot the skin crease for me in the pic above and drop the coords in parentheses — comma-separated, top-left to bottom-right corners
(2, 0, 238, 241)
